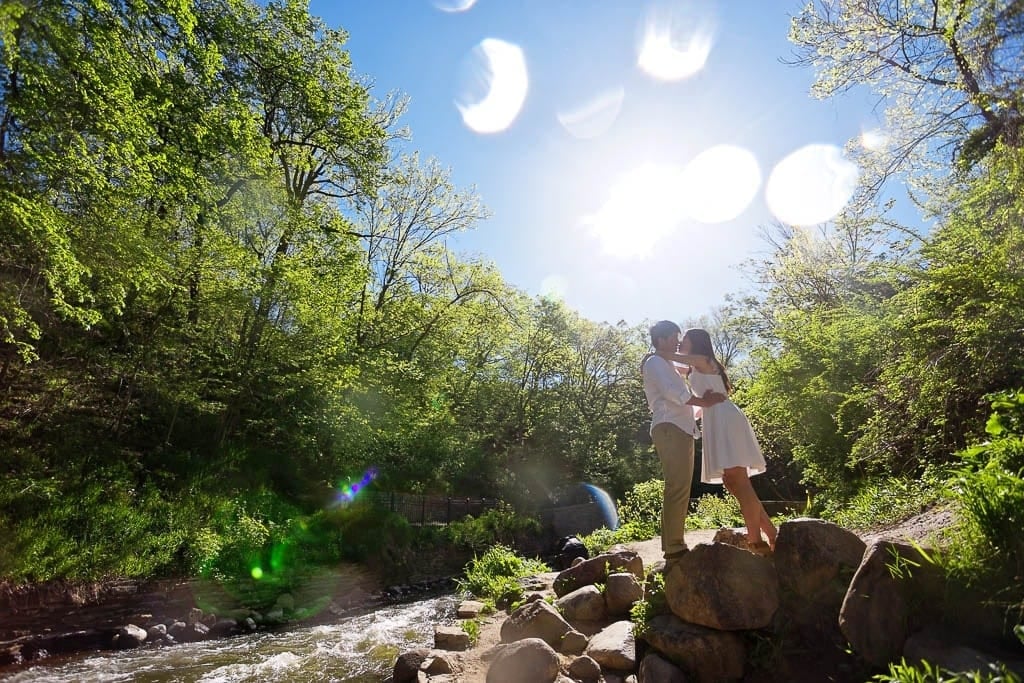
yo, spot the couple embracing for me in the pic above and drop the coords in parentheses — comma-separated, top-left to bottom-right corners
(641, 320, 776, 561)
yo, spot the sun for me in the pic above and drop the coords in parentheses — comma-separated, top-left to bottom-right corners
(582, 163, 687, 258)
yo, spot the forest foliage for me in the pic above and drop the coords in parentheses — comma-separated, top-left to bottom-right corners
(1, 0, 1023, 584)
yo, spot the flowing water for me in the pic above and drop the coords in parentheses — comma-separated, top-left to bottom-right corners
(1, 595, 458, 683)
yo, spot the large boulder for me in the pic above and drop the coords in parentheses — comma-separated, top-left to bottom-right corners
(642, 614, 746, 683)
(663, 543, 778, 630)
(554, 551, 644, 597)
(584, 620, 636, 671)
(113, 624, 147, 649)
(605, 572, 644, 617)
(500, 599, 572, 647)
(556, 585, 607, 623)
(486, 638, 560, 683)
(839, 540, 944, 667)
(774, 518, 866, 646)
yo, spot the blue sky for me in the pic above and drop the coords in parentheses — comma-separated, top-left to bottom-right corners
(313, 1, 900, 326)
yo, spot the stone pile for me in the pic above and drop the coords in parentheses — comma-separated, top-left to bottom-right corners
(395, 518, 1024, 682)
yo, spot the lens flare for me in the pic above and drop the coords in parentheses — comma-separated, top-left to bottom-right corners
(330, 468, 379, 508)
(556, 86, 625, 140)
(251, 566, 264, 580)
(456, 38, 529, 134)
(680, 145, 761, 224)
(434, 0, 477, 12)
(540, 274, 569, 299)
(637, 9, 714, 82)
(581, 483, 620, 530)
(583, 163, 687, 258)
(765, 144, 859, 226)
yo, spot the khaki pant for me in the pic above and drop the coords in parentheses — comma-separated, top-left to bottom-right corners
(651, 422, 694, 555)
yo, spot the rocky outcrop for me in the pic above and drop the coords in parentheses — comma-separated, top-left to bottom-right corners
(398, 520, 1023, 682)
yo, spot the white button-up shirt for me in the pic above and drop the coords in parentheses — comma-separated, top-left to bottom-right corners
(642, 355, 697, 437)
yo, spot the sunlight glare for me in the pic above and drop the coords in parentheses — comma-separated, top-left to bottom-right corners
(583, 163, 686, 258)
(860, 127, 889, 151)
(556, 87, 625, 139)
(456, 38, 529, 134)
(637, 12, 713, 81)
(540, 274, 569, 299)
(433, 0, 477, 12)
(765, 144, 859, 226)
(679, 145, 761, 224)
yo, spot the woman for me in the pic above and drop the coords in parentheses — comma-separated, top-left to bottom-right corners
(675, 328, 776, 553)
(641, 321, 726, 560)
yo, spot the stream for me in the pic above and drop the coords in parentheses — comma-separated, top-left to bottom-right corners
(0, 595, 458, 683)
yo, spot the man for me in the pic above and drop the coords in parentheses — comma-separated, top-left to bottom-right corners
(642, 320, 726, 560)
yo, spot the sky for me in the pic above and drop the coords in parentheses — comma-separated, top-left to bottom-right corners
(311, 0, 902, 326)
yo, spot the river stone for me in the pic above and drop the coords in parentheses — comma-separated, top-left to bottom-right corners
(393, 648, 430, 682)
(554, 551, 644, 597)
(434, 625, 470, 651)
(642, 614, 745, 683)
(638, 652, 687, 683)
(568, 654, 601, 680)
(114, 624, 147, 649)
(558, 629, 588, 655)
(457, 600, 486, 618)
(585, 620, 636, 671)
(605, 572, 644, 617)
(187, 607, 204, 626)
(556, 585, 607, 623)
(486, 638, 559, 683)
(500, 599, 572, 647)
(423, 652, 461, 674)
(146, 623, 167, 640)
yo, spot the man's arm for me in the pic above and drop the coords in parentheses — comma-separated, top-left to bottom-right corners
(687, 390, 726, 408)
(644, 355, 694, 406)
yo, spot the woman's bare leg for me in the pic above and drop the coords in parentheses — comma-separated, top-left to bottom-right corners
(722, 467, 766, 544)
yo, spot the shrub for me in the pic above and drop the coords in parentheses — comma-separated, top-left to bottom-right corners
(445, 506, 542, 553)
(618, 479, 663, 538)
(687, 493, 744, 530)
(457, 544, 549, 609)
(815, 473, 945, 531)
(630, 572, 667, 636)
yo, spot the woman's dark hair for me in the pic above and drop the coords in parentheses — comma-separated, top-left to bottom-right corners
(682, 328, 732, 393)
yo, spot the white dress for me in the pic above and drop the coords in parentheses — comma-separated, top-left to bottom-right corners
(688, 369, 767, 484)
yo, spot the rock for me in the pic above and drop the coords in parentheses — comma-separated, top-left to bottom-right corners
(0, 644, 23, 667)
(774, 518, 866, 646)
(265, 608, 284, 623)
(572, 556, 585, 567)
(423, 652, 461, 675)
(201, 613, 218, 628)
(486, 638, 560, 683)
(434, 625, 471, 651)
(500, 599, 572, 647)
(146, 623, 167, 640)
(605, 572, 644, 617)
(187, 607, 204, 626)
(170, 621, 209, 643)
(243, 617, 258, 632)
(554, 550, 644, 597)
(638, 651, 687, 683)
(558, 629, 589, 655)
(642, 614, 745, 683)
(394, 648, 430, 682)
(840, 540, 944, 667)
(568, 654, 602, 680)
(274, 593, 295, 613)
(208, 618, 237, 637)
(457, 600, 486, 618)
(114, 624, 147, 649)
(556, 585, 607, 623)
(584, 620, 636, 671)
(712, 527, 749, 548)
(903, 628, 1024, 676)
(663, 543, 778, 630)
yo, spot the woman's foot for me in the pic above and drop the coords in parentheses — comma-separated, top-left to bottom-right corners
(745, 539, 772, 556)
